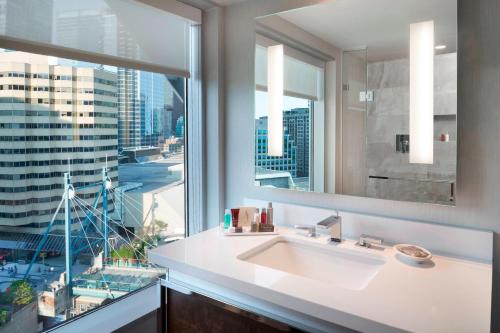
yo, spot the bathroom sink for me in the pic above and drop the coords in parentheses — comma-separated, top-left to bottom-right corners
(238, 237, 386, 290)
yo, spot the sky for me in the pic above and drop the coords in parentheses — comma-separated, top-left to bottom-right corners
(255, 91, 309, 119)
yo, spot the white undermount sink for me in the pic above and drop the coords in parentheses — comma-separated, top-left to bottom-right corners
(238, 237, 386, 290)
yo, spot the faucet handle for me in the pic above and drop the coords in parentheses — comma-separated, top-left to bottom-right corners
(294, 225, 316, 237)
(357, 234, 384, 248)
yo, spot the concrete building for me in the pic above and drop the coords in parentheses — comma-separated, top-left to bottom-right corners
(38, 279, 68, 318)
(117, 68, 141, 151)
(254, 167, 294, 189)
(0, 51, 118, 233)
(254, 116, 297, 179)
(283, 107, 310, 178)
(113, 160, 185, 238)
(118, 70, 175, 151)
(175, 115, 184, 138)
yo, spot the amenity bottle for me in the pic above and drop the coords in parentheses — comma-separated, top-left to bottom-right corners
(224, 209, 231, 229)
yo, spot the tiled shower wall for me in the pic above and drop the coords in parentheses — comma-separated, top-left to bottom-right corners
(365, 53, 457, 204)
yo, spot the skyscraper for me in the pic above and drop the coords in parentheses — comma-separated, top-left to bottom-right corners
(283, 107, 310, 178)
(117, 70, 172, 150)
(139, 71, 167, 147)
(0, 51, 118, 233)
(117, 68, 141, 151)
(175, 115, 185, 138)
(255, 116, 297, 178)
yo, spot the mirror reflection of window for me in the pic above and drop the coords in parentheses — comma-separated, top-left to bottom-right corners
(254, 36, 326, 193)
(255, 91, 313, 191)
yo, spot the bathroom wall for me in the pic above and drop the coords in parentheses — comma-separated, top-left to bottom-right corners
(219, 0, 500, 329)
(365, 53, 457, 204)
(341, 50, 367, 197)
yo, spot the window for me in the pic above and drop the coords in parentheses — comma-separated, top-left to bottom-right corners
(254, 35, 325, 193)
(0, 49, 186, 331)
(254, 90, 314, 191)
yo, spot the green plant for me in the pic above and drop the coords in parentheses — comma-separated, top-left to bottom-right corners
(0, 291, 11, 305)
(153, 219, 168, 230)
(134, 235, 159, 257)
(110, 234, 160, 262)
(9, 280, 34, 306)
(0, 308, 9, 326)
(111, 245, 135, 259)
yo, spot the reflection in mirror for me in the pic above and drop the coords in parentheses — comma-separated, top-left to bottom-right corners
(254, 33, 332, 193)
(254, 0, 457, 205)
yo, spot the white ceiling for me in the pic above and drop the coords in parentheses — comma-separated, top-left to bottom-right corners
(277, 0, 457, 62)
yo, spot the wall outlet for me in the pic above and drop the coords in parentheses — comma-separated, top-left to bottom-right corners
(359, 91, 366, 102)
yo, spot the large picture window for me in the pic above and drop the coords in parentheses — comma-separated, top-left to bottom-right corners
(0, 49, 186, 332)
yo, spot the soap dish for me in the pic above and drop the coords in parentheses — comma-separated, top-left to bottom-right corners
(394, 244, 432, 263)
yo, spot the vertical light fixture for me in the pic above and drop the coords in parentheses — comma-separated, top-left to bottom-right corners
(409, 20, 434, 164)
(267, 44, 284, 156)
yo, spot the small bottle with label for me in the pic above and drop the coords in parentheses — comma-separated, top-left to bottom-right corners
(260, 208, 267, 224)
(224, 209, 231, 230)
(251, 209, 260, 232)
(267, 202, 273, 225)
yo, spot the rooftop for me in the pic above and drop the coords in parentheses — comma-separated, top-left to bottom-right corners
(118, 158, 184, 193)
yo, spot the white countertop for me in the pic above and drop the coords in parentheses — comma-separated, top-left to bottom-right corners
(148, 227, 491, 333)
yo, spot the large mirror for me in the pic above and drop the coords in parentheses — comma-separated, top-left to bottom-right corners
(254, 0, 457, 205)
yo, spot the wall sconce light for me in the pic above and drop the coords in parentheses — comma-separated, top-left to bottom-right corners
(409, 20, 434, 164)
(267, 44, 284, 156)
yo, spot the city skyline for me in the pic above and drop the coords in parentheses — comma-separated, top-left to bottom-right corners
(254, 105, 311, 190)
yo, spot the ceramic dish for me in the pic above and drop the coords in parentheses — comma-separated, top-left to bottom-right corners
(394, 243, 432, 263)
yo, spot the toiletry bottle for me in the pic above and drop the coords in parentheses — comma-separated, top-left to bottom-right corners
(231, 208, 240, 227)
(261, 208, 267, 224)
(267, 202, 273, 225)
(252, 209, 260, 232)
(224, 209, 231, 229)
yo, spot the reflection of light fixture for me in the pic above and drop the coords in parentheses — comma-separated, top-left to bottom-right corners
(410, 21, 434, 164)
(435, 44, 446, 50)
(267, 44, 284, 156)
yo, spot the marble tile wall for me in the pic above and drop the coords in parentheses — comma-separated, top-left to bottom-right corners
(365, 53, 457, 204)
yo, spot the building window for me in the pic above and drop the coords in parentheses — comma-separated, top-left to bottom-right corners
(0, 49, 186, 331)
(255, 91, 313, 191)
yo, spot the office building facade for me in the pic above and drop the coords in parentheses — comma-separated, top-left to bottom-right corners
(255, 116, 297, 178)
(117, 70, 183, 151)
(283, 107, 310, 178)
(0, 51, 118, 232)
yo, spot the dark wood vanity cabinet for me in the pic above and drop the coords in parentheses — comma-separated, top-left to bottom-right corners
(166, 288, 307, 333)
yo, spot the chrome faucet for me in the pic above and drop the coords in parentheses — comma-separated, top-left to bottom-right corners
(294, 225, 317, 237)
(356, 234, 383, 248)
(316, 212, 342, 243)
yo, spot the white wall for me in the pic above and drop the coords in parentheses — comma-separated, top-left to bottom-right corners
(203, 6, 226, 228)
(217, 0, 500, 330)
